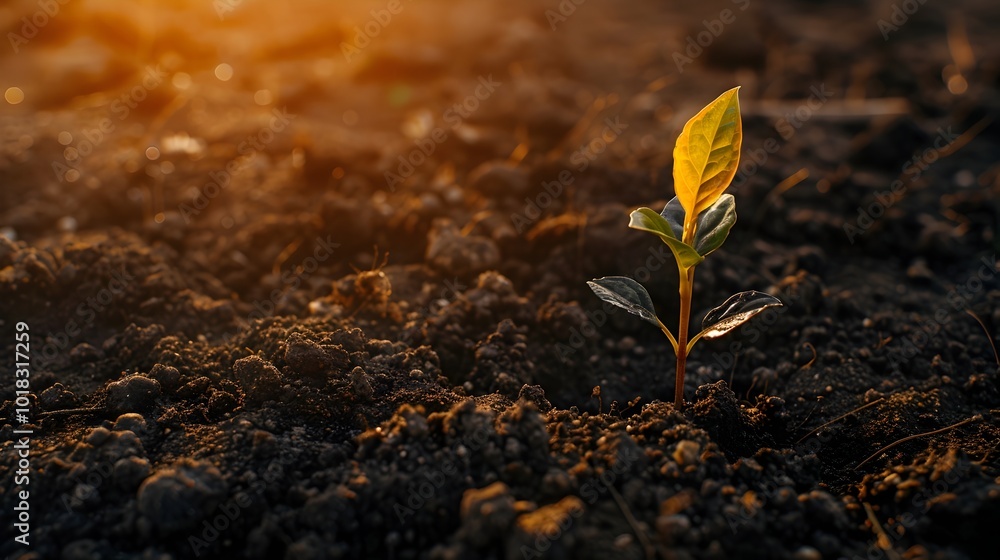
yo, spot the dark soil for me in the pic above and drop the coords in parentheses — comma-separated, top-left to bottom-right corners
(2, 0, 1000, 559)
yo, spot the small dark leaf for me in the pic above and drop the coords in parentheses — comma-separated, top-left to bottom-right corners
(693, 194, 736, 256)
(699, 290, 783, 340)
(660, 197, 685, 239)
(587, 276, 660, 326)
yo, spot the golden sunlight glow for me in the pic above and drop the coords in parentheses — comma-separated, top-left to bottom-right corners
(172, 73, 193, 90)
(254, 90, 273, 105)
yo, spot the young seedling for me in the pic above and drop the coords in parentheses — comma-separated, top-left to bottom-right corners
(588, 87, 783, 409)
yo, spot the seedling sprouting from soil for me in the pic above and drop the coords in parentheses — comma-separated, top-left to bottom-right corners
(588, 87, 783, 409)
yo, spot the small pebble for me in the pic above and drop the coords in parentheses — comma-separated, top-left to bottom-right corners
(252, 430, 278, 458)
(137, 459, 227, 535)
(69, 342, 101, 363)
(673, 440, 700, 466)
(614, 533, 634, 548)
(113, 413, 147, 435)
(86, 427, 111, 447)
(793, 546, 822, 560)
(351, 366, 374, 400)
(106, 375, 161, 415)
(114, 456, 152, 491)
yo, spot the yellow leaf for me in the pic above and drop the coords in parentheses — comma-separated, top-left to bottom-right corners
(672, 87, 742, 243)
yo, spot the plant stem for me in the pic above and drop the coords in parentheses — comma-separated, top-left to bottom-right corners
(674, 265, 695, 409)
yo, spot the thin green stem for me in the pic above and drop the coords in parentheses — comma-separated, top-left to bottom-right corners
(674, 265, 695, 409)
(658, 320, 679, 353)
(686, 330, 706, 354)
(674, 215, 700, 410)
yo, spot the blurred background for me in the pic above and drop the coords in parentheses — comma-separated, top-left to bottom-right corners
(2, 0, 992, 229)
(2, 0, 999, 402)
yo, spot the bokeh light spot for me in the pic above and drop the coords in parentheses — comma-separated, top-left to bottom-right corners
(215, 63, 234, 81)
(5, 87, 24, 104)
(172, 73, 193, 90)
(254, 89, 273, 105)
(58, 216, 78, 232)
(947, 74, 968, 95)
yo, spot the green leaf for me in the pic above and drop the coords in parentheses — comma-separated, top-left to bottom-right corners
(698, 291, 783, 340)
(587, 276, 661, 326)
(692, 194, 736, 256)
(672, 87, 742, 239)
(628, 208, 704, 269)
(659, 195, 736, 257)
